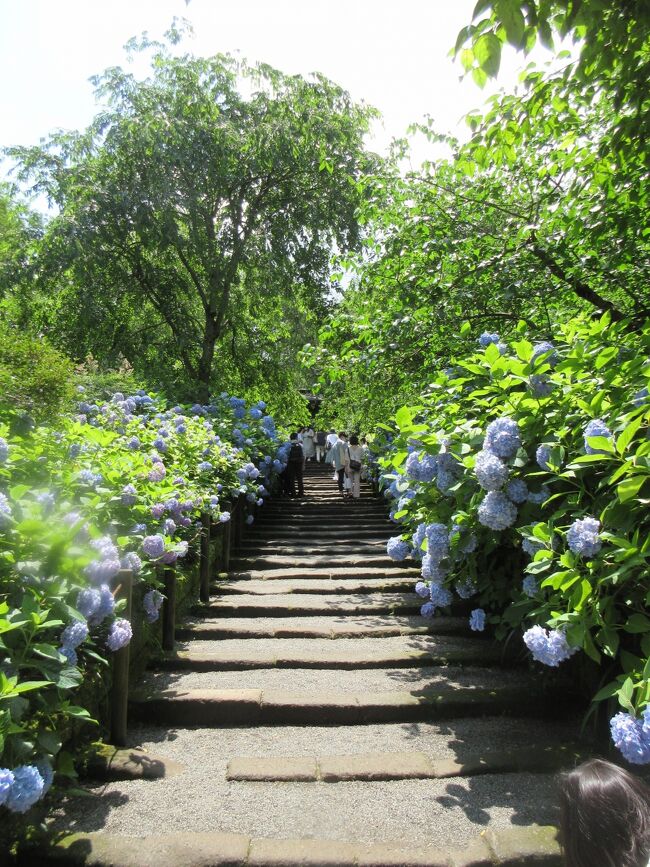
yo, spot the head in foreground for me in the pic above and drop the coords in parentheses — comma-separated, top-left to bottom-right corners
(558, 758, 650, 867)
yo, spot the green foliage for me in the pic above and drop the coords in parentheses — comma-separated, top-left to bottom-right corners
(7, 40, 378, 403)
(0, 386, 281, 828)
(0, 324, 75, 426)
(376, 314, 650, 732)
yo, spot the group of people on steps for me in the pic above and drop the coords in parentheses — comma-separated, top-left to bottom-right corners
(283, 427, 368, 500)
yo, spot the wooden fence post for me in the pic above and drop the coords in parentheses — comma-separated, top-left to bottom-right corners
(161, 565, 176, 652)
(110, 568, 133, 748)
(199, 511, 211, 604)
(222, 500, 232, 573)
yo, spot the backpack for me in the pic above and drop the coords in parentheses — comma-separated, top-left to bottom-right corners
(288, 442, 303, 463)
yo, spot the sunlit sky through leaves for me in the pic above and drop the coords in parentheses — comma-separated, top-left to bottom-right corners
(0, 0, 558, 179)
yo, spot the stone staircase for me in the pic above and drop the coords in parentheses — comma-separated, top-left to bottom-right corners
(46, 462, 586, 865)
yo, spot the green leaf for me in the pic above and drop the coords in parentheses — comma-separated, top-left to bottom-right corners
(474, 33, 502, 77)
(616, 417, 643, 454)
(617, 475, 647, 503)
(624, 614, 650, 634)
(495, 0, 526, 47)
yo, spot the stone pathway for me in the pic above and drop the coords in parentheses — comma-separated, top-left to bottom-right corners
(47, 463, 589, 865)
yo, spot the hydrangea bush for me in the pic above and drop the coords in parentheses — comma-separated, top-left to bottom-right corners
(377, 314, 650, 764)
(0, 389, 284, 820)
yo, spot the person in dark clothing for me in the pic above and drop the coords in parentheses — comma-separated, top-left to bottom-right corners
(315, 429, 327, 462)
(287, 432, 305, 497)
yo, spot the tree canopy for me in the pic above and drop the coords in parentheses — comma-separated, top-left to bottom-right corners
(7, 44, 378, 408)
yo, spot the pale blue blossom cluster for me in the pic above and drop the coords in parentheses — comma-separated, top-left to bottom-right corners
(531, 341, 557, 366)
(469, 608, 485, 631)
(610, 709, 650, 764)
(405, 450, 438, 483)
(143, 589, 164, 623)
(479, 332, 500, 347)
(475, 450, 509, 491)
(566, 516, 601, 558)
(583, 419, 612, 454)
(505, 479, 528, 504)
(387, 536, 410, 561)
(523, 626, 578, 667)
(536, 444, 552, 470)
(483, 418, 521, 459)
(0, 764, 47, 813)
(522, 575, 538, 597)
(478, 491, 518, 530)
(106, 618, 133, 652)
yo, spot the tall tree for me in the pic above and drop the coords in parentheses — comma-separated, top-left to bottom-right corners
(8, 45, 378, 401)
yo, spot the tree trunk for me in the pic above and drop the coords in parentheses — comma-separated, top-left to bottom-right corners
(196, 314, 218, 403)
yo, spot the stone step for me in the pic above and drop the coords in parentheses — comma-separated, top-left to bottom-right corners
(129, 681, 565, 727)
(139, 663, 530, 696)
(39, 826, 563, 866)
(226, 742, 585, 782)
(221, 566, 421, 581)
(193, 592, 422, 618)
(211, 577, 416, 595)
(246, 527, 395, 540)
(229, 553, 404, 570)
(233, 540, 391, 556)
(176, 614, 468, 640)
(152, 634, 506, 671)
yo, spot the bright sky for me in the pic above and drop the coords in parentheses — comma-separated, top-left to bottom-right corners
(0, 0, 556, 174)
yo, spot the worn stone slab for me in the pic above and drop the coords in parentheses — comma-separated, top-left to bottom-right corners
(318, 751, 435, 782)
(212, 578, 414, 595)
(260, 689, 361, 725)
(355, 841, 452, 867)
(40, 831, 251, 866)
(227, 756, 318, 782)
(84, 746, 184, 781)
(225, 566, 420, 580)
(483, 826, 562, 865)
(129, 688, 262, 726)
(247, 837, 358, 866)
(195, 593, 421, 618)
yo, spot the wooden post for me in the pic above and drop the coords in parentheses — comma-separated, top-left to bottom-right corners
(232, 496, 243, 549)
(110, 568, 133, 748)
(161, 565, 176, 652)
(222, 500, 232, 573)
(199, 511, 211, 604)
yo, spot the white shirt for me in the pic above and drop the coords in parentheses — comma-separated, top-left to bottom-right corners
(326, 433, 338, 447)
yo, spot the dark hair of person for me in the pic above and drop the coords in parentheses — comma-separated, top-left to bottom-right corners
(289, 432, 298, 440)
(558, 758, 650, 867)
(338, 431, 347, 439)
(349, 435, 359, 445)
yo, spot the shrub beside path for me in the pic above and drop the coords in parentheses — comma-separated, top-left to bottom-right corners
(44, 464, 588, 866)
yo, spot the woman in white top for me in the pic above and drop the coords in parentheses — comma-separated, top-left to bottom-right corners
(344, 434, 364, 499)
(302, 427, 316, 461)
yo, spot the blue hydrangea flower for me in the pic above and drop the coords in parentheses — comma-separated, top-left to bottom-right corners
(412, 523, 427, 553)
(219, 512, 231, 523)
(61, 620, 88, 650)
(421, 554, 449, 583)
(148, 464, 166, 482)
(92, 585, 115, 623)
(505, 479, 528, 504)
(522, 533, 544, 557)
(536, 445, 552, 471)
(429, 583, 453, 610)
(469, 608, 486, 632)
(76, 588, 101, 619)
(420, 601, 436, 618)
(163, 518, 177, 536)
(128, 436, 141, 450)
(0, 493, 13, 528)
(142, 534, 165, 559)
(405, 451, 438, 483)
(478, 491, 518, 530)
(5, 765, 44, 814)
(610, 712, 650, 765)
(106, 618, 132, 652)
(531, 341, 558, 367)
(197, 461, 213, 473)
(121, 551, 142, 573)
(387, 537, 410, 561)
(475, 450, 509, 491)
(143, 589, 164, 623)
(483, 418, 521, 459)
(78, 469, 103, 487)
(121, 484, 137, 506)
(584, 419, 612, 454)
(479, 332, 500, 347)
(522, 575, 538, 597)
(425, 523, 449, 563)
(0, 438, 9, 463)
(414, 581, 430, 598)
(529, 375, 554, 397)
(0, 768, 14, 806)
(523, 626, 578, 667)
(246, 514, 254, 525)
(567, 516, 601, 558)
(59, 645, 77, 666)
(527, 485, 550, 505)
(454, 578, 477, 599)
(86, 557, 121, 584)
(633, 387, 649, 408)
